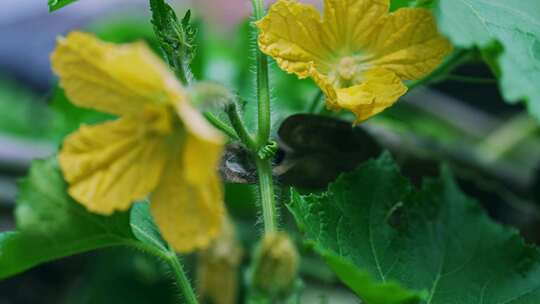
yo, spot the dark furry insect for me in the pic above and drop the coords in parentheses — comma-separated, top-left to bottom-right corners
(220, 114, 381, 189)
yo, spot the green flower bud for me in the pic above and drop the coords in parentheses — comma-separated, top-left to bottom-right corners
(188, 81, 235, 111)
(251, 232, 299, 296)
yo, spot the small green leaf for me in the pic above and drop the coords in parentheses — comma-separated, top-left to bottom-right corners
(130, 202, 168, 252)
(289, 153, 540, 303)
(150, 0, 197, 85)
(48, 0, 79, 12)
(0, 158, 133, 279)
(436, 0, 540, 122)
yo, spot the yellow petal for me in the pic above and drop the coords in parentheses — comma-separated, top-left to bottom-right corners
(256, 0, 335, 78)
(59, 116, 170, 215)
(51, 31, 184, 116)
(365, 8, 452, 80)
(310, 69, 339, 110)
(323, 0, 389, 48)
(175, 102, 224, 185)
(335, 68, 407, 122)
(150, 101, 224, 252)
(151, 142, 224, 252)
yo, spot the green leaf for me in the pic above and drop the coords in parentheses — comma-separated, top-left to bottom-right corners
(435, 0, 540, 121)
(130, 202, 168, 252)
(0, 158, 133, 279)
(150, 0, 197, 85)
(324, 255, 426, 304)
(48, 0, 78, 12)
(289, 153, 540, 304)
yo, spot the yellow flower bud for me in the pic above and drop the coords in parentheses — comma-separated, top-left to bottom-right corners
(251, 232, 299, 296)
(197, 219, 243, 304)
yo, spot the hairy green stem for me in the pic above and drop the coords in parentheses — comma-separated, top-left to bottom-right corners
(166, 252, 199, 304)
(256, 157, 278, 233)
(123, 240, 198, 304)
(251, 0, 279, 234)
(226, 103, 257, 150)
(204, 112, 239, 140)
(251, 0, 272, 148)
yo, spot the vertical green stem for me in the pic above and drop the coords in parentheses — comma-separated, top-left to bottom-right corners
(251, 0, 278, 234)
(256, 157, 278, 233)
(252, 0, 272, 148)
(166, 252, 199, 304)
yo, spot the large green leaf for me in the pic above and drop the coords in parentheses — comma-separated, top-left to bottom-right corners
(435, 0, 540, 121)
(0, 158, 134, 279)
(289, 153, 540, 304)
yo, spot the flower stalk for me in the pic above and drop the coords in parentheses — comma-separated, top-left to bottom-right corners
(250, 0, 279, 234)
(255, 157, 278, 233)
(166, 251, 199, 304)
(252, 0, 272, 148)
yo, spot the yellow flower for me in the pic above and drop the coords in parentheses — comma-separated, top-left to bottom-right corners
(256, 0, 452, 122)
(51, 32, 225, 253)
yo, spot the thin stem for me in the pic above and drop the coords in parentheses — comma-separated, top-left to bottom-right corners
(407, 49, 471, 91)
(447, 74, 497, 84)
(121, 240, 198, 304)
(226, 103, 257, 151)
(204, 112, 239, 140)
(251, 0, 279, 234)
(166, 252, 199, 304)
(256, 157, 277, 233)
(307, 90, 324, 113)
(251, 0, 272, 148)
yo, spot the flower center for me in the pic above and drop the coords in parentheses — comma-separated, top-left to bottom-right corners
(337, 57, 357, 81)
